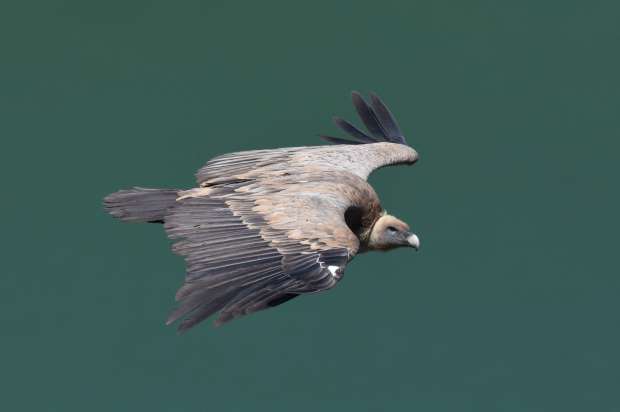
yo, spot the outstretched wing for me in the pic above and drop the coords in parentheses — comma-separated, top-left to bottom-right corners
(164, 175, 362, 332)
(193, 91, 417, 187)
(321, 92, 408, 146)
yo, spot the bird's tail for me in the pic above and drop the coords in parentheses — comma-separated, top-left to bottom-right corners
(103, 187, 180, 223)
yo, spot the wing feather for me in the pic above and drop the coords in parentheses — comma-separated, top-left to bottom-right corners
(369, 93, 406, 143)
(319, 135, 363, 145)
(332, 116, 377, 143)
(322, 91, 409, 146)
(351, 91, 389, 139)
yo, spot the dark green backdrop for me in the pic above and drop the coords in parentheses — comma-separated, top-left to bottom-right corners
(2, 0, 618, 410)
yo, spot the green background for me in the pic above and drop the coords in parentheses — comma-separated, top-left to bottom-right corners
(2, 0, 619, 410)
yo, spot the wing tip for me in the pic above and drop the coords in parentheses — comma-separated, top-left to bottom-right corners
(319, 135, 362, 145)
(321, 91, 410, 146)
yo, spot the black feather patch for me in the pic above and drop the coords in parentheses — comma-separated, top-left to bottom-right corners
(332, 117, 376, 143)
(322, 91, 408, 146)
(319, 135, 363, 145)
(369, 93, 405, 143)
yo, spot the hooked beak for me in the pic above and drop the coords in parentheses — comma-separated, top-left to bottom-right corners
(406, 233, 420, 250)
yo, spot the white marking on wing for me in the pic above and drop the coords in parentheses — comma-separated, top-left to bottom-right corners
(327, 265, 340, 277)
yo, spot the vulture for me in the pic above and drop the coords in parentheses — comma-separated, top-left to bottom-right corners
(104, 92, 420, 332)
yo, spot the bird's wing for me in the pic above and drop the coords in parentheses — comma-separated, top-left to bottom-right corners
(194, 92, 417, 186)
(163, 175, 362, 332)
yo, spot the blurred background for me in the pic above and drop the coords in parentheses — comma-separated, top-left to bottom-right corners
(1, 0, 619, 410)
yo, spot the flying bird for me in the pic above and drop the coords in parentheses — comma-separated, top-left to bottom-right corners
(104, 92, 420, 332)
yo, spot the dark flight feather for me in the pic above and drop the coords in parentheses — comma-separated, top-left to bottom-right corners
(351, 91, 389, 138)
(332, 117, 376, 143)
(323, 91, 409, 146)
(369, 93, 406, 144)
(319, 135, 363, 145)
(103, 187, 178, 223)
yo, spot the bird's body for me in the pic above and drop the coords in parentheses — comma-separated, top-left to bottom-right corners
(105, 92, 421, 332)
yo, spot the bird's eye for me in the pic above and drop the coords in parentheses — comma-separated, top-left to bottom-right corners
(387, 226, 398, 233)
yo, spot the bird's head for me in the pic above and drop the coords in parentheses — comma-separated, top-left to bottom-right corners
(368, 214, 420, 251)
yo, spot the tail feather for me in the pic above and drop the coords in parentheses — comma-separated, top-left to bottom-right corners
(103, 187, 179, 223)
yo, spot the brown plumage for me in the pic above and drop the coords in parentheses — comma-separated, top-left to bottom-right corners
(104, 92, 420, 332)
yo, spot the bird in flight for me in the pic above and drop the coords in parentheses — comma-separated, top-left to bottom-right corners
(104, 92, 421, 332)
